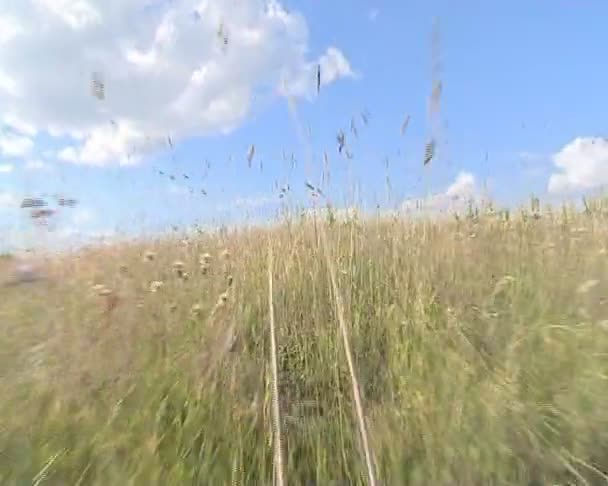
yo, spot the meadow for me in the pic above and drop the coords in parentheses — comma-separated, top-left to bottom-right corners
(1, 200, 608, 485)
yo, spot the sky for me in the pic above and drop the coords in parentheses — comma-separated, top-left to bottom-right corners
(1, 0, 608, 251)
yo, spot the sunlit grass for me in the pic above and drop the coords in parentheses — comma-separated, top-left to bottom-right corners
(1, 200, 608, 484)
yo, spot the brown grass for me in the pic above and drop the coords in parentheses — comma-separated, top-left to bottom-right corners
(1, 200, 608, 484)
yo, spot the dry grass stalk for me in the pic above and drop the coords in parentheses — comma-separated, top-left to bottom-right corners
(267, 242, 286, 486)
(318, 223, 377, 486)
(284, 92, 376, 483)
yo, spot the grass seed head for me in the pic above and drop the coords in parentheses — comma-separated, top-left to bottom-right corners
(91, 283, 105, 293)
(91, 283, 112, 296)
(98, 287, 113, 297)
(218, 291, 229, 306)
(149, 280, 164, 292)
(172, 260, 187, 278)
(190, 303, 202, 316)
(577, 279, 600, 295)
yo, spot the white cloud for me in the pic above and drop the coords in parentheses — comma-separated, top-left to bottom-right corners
(0, 0, 354, 166)
(301, 205, 359, 222)
(3, 113, 37, 136)
(0, 133, 32, 156)
(70, 207, 95, 225)
(24, 159, 49, 171)
(445, 172, 476, 199)
(58, 120, 143, 166)
(34, 0, 101, 30)
(0, 164, 14, 173)
(402, 171, 478, 213)
(0, 192, 18, 210)
(548, 137, 608, 193)
(217, 193, 278, 211)
(279, 46, 354, 98)
(0, 14, 24, 44)
(0, 70, 19, 96)
(233, 194, 277, 209)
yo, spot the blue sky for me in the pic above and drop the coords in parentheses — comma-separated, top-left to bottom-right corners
(1, 0, 607, 250)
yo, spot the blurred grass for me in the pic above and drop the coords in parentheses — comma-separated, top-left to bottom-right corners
(1, 201, 608, 485)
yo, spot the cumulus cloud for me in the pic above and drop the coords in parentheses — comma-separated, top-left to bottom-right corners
(279, 47, 354, 99)
(548, 137, 608, 193)
(2, 113, 37, 137)
(24, 159, 50, 171)
(216, 193, 278, 212)
(0, 133, 33, 156)
(445, 172, 476, 199)
(301, 205, 359, 222)
(0, 0, 354, 166)
(233, 194, 277, 209)
(70, 207, 95, 225)
(0, 192, 18, 210)
(401, 171, 478, 213)
(0, 14, 23, 43)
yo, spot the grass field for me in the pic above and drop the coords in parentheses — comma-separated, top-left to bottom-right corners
(1, 201, 608, 485)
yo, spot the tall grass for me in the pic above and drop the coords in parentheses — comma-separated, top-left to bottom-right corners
(1, 201, 608, 484)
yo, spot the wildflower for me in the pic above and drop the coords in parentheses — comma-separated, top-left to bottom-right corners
(91, 283, 107, 295)
(98, 287, 113, 297)
(149, 280, 164, 293)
